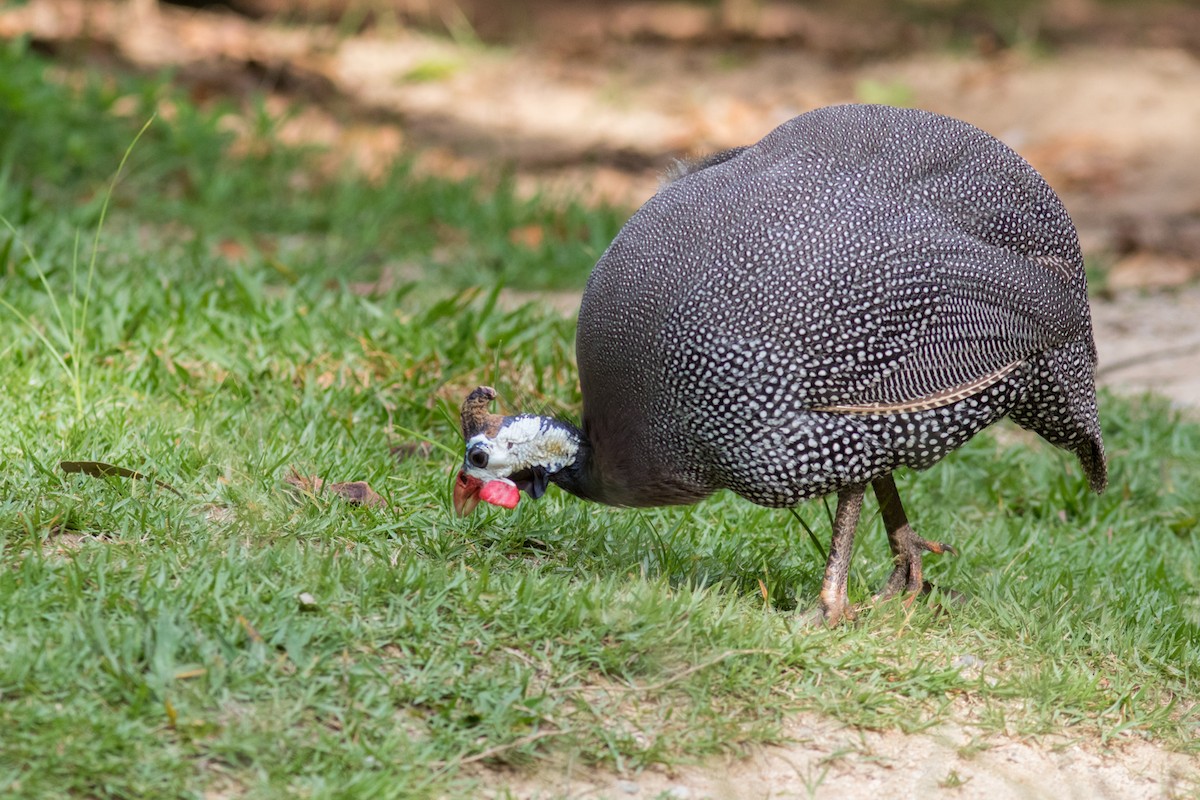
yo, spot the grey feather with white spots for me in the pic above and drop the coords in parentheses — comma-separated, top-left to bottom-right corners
(575, 104, 1106, 508)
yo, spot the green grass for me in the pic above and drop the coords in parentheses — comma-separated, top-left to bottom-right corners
(1, 40, 1199, 799)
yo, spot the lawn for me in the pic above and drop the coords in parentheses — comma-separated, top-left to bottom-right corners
(0, 40, 1197, 799)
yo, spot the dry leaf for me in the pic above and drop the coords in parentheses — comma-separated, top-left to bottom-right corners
(60, 460, 183, 497)
(285, 467, 387, 508)
(329, 480, 386, 507)
(284, 469, 321, 494)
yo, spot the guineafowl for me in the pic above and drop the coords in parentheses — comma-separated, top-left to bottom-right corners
(452, 104, 1106, 624)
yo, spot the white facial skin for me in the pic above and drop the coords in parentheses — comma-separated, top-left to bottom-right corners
(462, 416, 579, 483)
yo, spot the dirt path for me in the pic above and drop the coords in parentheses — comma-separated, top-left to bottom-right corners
(1093, 286, 1200, 410)
(487, 714, 1197, 799)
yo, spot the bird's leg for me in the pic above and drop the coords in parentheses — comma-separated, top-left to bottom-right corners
(869, 474, 956, 601)
(814, 484, 866, 626)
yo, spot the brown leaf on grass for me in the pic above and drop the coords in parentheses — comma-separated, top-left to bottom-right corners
(60, 460, 183, 497)
(284, 467, 387, 508)
(390, 440, 434, 462)
(284, 469, 319, 494)
(328, 480, 387, 507)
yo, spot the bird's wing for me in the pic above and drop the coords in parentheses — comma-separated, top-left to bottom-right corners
(811, 244, 1085, 412)
(660, 206, 1087, 414)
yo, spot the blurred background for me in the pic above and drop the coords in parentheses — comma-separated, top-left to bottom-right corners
(3, 0, 1199, 398)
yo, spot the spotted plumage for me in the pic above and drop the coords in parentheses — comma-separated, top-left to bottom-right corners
(453, 103, 1106, 624)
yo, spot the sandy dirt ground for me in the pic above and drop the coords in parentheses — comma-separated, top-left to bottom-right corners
(489, 714, 1198, 799)
(3, 2, 1198, 796)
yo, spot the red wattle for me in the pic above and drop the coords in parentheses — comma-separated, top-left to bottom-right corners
(479, 480, 521, 509)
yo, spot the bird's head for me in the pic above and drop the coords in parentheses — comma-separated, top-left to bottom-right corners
(452, 386, 584, 516)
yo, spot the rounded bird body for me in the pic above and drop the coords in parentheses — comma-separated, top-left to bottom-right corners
(453, 104, 1106, 624)
(578, 104, 1103, 505)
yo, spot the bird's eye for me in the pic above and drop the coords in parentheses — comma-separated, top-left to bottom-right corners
(467, 447, 489, 469)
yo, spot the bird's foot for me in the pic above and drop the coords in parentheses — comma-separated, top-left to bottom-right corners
(873, 525, 958, 603)
(872, 570, 927, 603)
(802, 590, 857, 627)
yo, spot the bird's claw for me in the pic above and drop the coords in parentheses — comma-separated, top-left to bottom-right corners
(920, 539, 957, 556)
(802, 595, 856, 627)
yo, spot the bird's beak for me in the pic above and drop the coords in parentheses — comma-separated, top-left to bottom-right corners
(454, 471, 523, 516)
(454, 471, 482, 517)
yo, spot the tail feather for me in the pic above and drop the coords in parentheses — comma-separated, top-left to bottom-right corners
(1076, 433, 1108, 494)
(1009, 339, 1107, 493)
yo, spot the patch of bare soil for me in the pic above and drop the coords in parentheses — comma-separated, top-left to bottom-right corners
(1093, 285, 1200, 410)
(483, 714, 1198, 799)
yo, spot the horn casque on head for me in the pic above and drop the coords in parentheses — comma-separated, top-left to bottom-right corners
(460, 386, 503, 441)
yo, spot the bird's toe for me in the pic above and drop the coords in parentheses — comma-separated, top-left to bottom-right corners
(921, 539, 958, 556)
(801, 596, 856, 628)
